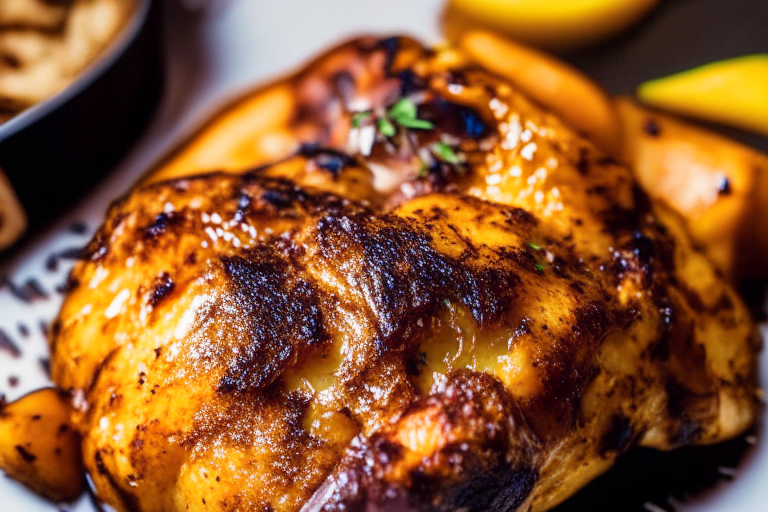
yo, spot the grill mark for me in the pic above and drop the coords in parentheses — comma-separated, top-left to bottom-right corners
(86, 347, 121, 395)
(377, 37, 400, 75)
(148, 272, 175, 307)
(94, 450, 140, 512)
(144, 211, 179, 240)
(315, 213, 522, 345)
(215, 250, 327, 394)
(303, 371, 540, 512)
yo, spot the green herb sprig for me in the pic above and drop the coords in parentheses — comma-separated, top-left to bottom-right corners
(352, 111, 371, 128)
(387, 98, 434, 130)
(377, 117, 396, 137)
(351, 98, 434, 138)
(431, 141, 461, 165)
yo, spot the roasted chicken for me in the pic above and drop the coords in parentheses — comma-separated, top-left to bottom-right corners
(50, 37, 760, 512)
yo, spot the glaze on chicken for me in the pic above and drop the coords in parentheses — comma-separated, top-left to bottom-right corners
(51, 37, 760, 512)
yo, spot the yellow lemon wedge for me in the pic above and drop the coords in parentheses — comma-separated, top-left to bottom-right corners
(446, 0, 661, 50)
(638, 55, 768, 136)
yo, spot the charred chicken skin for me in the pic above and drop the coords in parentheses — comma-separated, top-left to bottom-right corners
(51, 37, 760, 512)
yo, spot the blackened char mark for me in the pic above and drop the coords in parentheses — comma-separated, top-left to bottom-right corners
(445, 466, 538, 512)
(215, 249, 327, 394)
(94, 450, 141, 512)
(241, 175, 363, 221)
(148, 272, 175, 307)
(419, 98, 489, 141)
(302, 371, 539, 512)
(297, 143, 358, 177)
(523, 301, 614, 441)
(646, 291, 718, 447)
(377, 37, 400, 75)
(599, 414, 634, 455)
(644, 118, 661, 137)
(143, 211, 179, 240)
(504, 207, 538, 227)
(665, 379, 716, 447)
(397, 69, 426, 96)
(315, 213, 521, 347)
(15, 445, 36, 463)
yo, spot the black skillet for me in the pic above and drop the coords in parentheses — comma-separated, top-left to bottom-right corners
(0, 0, 164, 228)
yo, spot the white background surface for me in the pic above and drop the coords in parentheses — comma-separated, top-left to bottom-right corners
(0, 1, 765, 510)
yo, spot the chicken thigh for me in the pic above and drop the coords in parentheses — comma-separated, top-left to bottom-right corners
(51, 37, 760, 512)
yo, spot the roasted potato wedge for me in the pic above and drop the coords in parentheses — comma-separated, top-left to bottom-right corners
(0, 388, 84, 502)
(616, 97, 768, 280)
(0, 168, 27, 250)
(148, 83, 297, 184)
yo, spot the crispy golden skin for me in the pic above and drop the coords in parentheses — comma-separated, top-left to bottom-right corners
(51, 37, 760, 512)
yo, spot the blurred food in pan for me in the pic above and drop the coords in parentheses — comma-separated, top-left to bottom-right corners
(0, 0, 137, 123)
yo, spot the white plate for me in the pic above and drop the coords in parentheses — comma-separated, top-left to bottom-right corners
(0, 1, 764, 511)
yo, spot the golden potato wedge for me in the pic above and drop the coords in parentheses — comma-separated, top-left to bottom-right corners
(457, 30, 621, 155)
(0, 388, 84, 501)
(147, 83, 297, 184)
(616, 97, 768, 280)
(0, 168, 27, 250)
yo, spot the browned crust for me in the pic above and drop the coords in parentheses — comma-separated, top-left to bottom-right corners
(49, 36, 760, 512)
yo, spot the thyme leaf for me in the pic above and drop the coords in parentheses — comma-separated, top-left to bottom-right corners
(398, 117, 434, 130)
(387, 97, 434, 131)
(377, 117, 396, 137)
(431, 141, 461, 165)
(352, 111, 371, 128)
(388, 97, 417, 120)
